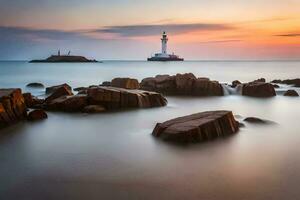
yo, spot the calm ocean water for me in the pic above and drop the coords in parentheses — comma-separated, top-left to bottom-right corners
(1, 61, 300, 199)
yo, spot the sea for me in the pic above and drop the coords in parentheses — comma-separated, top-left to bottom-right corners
(1, 60, 300, 200)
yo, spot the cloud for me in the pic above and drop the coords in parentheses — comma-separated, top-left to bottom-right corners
(274, 33, 300, 37)
(92, 23, 234, 37)
(0, 26, 85, 42)
(197, 39, 242, 44)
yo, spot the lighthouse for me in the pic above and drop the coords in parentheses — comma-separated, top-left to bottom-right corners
(161, 31, 168, 55)
(147, 31, 184, 61)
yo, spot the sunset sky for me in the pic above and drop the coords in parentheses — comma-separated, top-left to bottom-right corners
(1, 0, 300, 60)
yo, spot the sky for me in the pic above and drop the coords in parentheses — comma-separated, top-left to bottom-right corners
(0, 0, 300, 60)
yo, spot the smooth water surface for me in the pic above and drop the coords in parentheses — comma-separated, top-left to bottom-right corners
(1, 61, 300, 200)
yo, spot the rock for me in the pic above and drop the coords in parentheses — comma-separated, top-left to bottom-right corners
(45, 85, 73, 103)
(238, 122, 246, 128)
(26, 82, 44, 88)
(242, 82, 276, 97)
(140, 73, 223, 96)
(0, 89, 27, 128)
(22, 93, 44, 108)
(87, 86, 167, 110)
(74, 87, 87, 92)
(152, 111, 239, 143)
(30, 55, 97, 63)
(253, 78, 266, 83)
(100, 81, 111, 86)
(232, 80, 242, 88)
(283, 90, 299, 97)
(244, 117, 267, 124)
(45, 83, 72, 94)
(111, 78, 140, 89)
(271, 79, 300, 87)
(272, 84, 280, 88)
(45, 94, 88, 112)
(83, 105, 106, 113)
(27, 109, 47, 121)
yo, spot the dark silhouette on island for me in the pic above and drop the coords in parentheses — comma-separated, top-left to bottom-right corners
(29, 50, 98, 63)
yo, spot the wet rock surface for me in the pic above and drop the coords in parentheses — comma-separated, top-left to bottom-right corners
(111, 78, 140, 89)
(0, 89, 27, 128)
(271, 79, 300, 87)
(242, 82, 276, 97)
(152, 111, 239, 143)
(140, 73, 224, 96)
(46, 83, 72, 94)
(283, 90, 299, 97)
(27, 109, 48, 121)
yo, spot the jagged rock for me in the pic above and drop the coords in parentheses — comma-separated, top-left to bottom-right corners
(74, 87, 87, 92)
(45, 85, 73, 103)
(45, 83, 72, 94)
(152, 111, 239, 143)
(45, 94, 88, 112)
(27, 109, 48, 121)
(271, 79, 300, 87)
(83, 105, 106, 113)
(140, 73, 223, 96)
(87, 86, 167, 109)
(283, 90, 299, 97)
(0, 89, 27, 128)
(242, 82, 276, 97)
(111, 78, 140, 89)
(22, 93, 44, 108)
(26, 82, 44, 88)
(232, 80, 242, 88)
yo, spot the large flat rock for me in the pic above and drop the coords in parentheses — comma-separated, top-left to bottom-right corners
(140, 73, 223, 96)
(87, 86, 167, 110)
(152, 111, 239, 143)
(0, 89, 27, 128)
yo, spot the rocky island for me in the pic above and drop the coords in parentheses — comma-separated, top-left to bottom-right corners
(29, 51, 98, 63)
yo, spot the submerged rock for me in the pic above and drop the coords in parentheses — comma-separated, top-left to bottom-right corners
(83, 105, 106, 113)
(242, 82, 276, 97)
(152, 110, 239, 143)
(111, 78, 139, 89)
(0, 89, 27, 128)
(244, 117, 268, 124)
(45, 83, 72, 94)
(26, 82, 44, 88)
(271, 79, 300, 87)
(283, 90, 299, 97)
(140, 73, 223, 96)
(27, 109, 48, 121)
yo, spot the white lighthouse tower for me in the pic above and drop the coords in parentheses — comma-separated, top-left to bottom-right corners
(161, 31, 168, 55)
(147, 31, 184, 61)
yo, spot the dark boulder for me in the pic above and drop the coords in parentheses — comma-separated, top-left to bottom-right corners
(272, 84, 280, 88)
(111, 78, 140, 89)
(27, 109, 48, 121)
(0, 89, 27, 128)
(283, 90, 299, 97)
(244, 117, 268, 124)
(253, 78, 266, 83)
(45, 86, 73, 103)
(45, 83, 72, 94)
(152, 111, 239, 143)
(26, 82, 44, 88)
(232, 80, 242, 88)
(22, 93, 44, 108)
(100, 81, 111, 86)
(242, 82, 276, 97)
